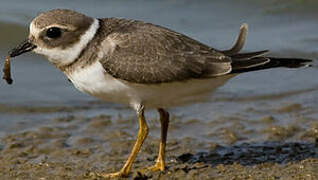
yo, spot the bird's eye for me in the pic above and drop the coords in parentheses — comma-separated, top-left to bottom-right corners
(46, 27, 62, 39)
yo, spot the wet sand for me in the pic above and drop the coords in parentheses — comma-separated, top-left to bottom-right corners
(1, 98, 318, 179)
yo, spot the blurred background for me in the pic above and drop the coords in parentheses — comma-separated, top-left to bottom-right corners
(0, 0, 318, 144)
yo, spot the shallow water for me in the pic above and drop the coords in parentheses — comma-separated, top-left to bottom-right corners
(0, 1, 318, 179)
(1, 0, 318, 135)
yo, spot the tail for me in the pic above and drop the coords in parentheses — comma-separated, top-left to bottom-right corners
(221, 23, 312, 73)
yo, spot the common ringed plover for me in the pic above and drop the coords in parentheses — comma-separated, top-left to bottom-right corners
(8, 9, 311, 178)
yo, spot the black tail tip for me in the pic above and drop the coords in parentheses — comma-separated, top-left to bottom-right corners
(268, 57, 313, 68)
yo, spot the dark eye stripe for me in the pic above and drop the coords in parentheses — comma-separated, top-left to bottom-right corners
(46, 27, 62, 39)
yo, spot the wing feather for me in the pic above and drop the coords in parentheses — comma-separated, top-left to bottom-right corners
(99, 18, 232, 83)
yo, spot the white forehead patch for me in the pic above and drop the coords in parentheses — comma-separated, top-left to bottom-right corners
(32, 18, 99, 66)
(29, 20, 42, 39)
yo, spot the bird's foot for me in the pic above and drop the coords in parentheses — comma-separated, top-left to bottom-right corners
(147, 161, 165, 172)
(95, 170, 128, 179)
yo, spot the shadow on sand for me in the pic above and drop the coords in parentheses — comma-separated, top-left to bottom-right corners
(177, 141, 318, 166)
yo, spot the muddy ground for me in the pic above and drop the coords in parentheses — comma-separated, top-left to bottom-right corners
(0, 101, 318, 180)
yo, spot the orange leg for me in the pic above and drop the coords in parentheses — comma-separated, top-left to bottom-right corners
(99, 106, 149, 178)
(148, 108, 169, 171)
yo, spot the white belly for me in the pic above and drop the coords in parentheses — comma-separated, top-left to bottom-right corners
(66, 61, 135, 106)
(66, 61, 235, 109)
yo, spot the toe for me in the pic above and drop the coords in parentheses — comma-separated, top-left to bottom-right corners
(96, 171, 128, 178)
(147, 163, 165, 172)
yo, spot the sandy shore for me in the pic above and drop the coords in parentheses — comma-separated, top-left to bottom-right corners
(0, 102, 317, 179)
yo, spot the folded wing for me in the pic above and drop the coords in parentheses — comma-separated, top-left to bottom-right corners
(99, 18, 232, 84)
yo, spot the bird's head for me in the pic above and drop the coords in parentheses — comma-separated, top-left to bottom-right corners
(9, 9, 99, 67)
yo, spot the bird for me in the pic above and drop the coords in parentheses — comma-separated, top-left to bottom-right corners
(8, 9, 311, 178)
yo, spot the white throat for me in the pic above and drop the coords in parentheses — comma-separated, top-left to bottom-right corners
(33, 18, 99, 66)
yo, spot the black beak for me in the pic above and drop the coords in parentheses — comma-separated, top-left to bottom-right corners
(9, 39, 37, 57)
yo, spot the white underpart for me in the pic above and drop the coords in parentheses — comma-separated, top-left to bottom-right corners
(31, 18, 99, 66)
(67, 61, 236, 110)
(66, 61, 139, 107)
